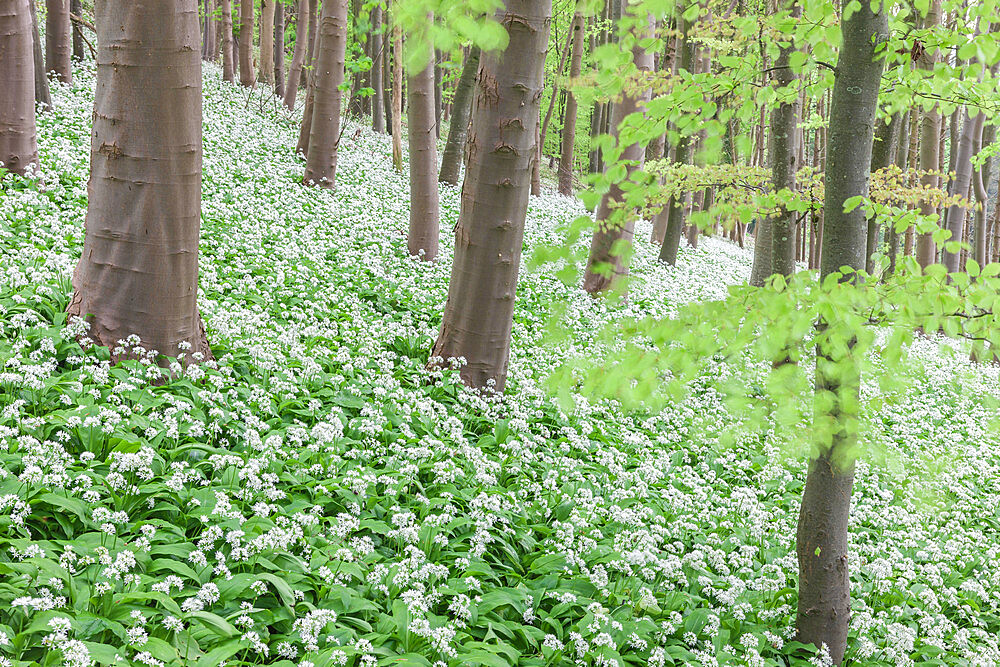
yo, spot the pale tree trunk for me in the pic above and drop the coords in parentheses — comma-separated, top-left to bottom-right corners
(302, 0, 318, 87)
(558, 12, 584, 195)
(71, 0, 84, 60)
(370, 4, 385, 132)
(0, 0, 39, 177)
(28, 0, 52, 110)
(69, 0, 211, 363)
(284, 0, 309, 109)
(259, 0, 275, 88)
(274, 1, 285, 97)
(202, 0, 217, 60)
(915, 0, 941, 267)
(767, 1, 800, 280)
(391, 16, 403, 172)
(221, 0, 235, 81)
(407, 27, 440, 260)
(431, 0, 551, 392)
(583, 12, 655, 293)
(942, 106, 977, 273)
(238, 0, 255, 86)
(971, 113, 988, 266)
(303, 0, 348, 187)
(439, 46, 480, 184)
(796, 2, 886, 665)
(46, 0, 73, 83)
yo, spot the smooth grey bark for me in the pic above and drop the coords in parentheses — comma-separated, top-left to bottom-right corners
(303, 0, 348, 187)
(768, 2, 801, 281)
(46, 0, 73, 83)
(407, 39, 440, 260)
(558, 12, 585, 195)
(0, 0, 39, 177)
(370, 3, 385, 132)
(69, 0, 211, 363)
(430, 0, 551, 392)
(302, 0, 318, 87)
(71, 0, 84, 60)
(391, 18, 402, 170)
(796, 2, 887, 665)
(202, 0, 217, 60)
(383, 13, 393, 133)
(28, 0, 52, 110)
(438, 46, 480, 184)
(433, 49, 442, 137)
(238, 0, 255, 86)
(915, 0, 941, 267)
(284, 0, 310, 109)
(942, 106, 977, 273)
(865, 113, 902, 274)
(295, 12, 325, 156)
(274, 0, 285, 96)
(971, 113, 988, 266)
(259, 0, 275, 87)
(221, 0, 235, 81)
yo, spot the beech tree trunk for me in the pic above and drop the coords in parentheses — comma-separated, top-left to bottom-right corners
(0, 0, 38, 177)
(238, 0, 255, 86)
(71, 0, 84, 60)
(69, 0, 211, 363)
(221, 0, 235, 82)
(915, 0, 941, 267)
(768, 2, 801, 280)
(28, 0, 52, 110)
(583, 13, 655, 293)
(259, 0, 275, 88)
(407, 31, 440, 260)
(302, 0, 348, 187)
(284, 0, 309, 108)
(972, 113, 988, 266)
(558, 12, 585, 195)
(431, 0, 551, 392)
(301, 0, 318, 87)
(535, 23, 575, 197)
(46, 0, 73, 84)
(274, 1, 285, 97)
(370, 4, 385, 132)
(796, 2, 887, 664)
(391, 18, 403, 171)
(439, 46, 480, 184)
(202, 0, 217, 60)
(865, 114, 902, 274)
(942, 106, 977, 273)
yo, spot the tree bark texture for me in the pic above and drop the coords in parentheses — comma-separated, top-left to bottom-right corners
(942, 106, 977, 273)
(221, 0, 235, 81)
(69, 0, 211, 363)
(370, 3, 385, 132)
(558, 12, 585, 195)
(303, 0, 348, 188)
(71, 0, 84, 60)
(238, 0, 255, 86)
(865, 113, 902, 274)
(439, 46, 480, 184)
(535, 22, 575, 196)
(971, 113, 988, 267)
(431, 0, 551, 393)
(915, 0, 941, 267)
(0, 0, 39, 177)
(583, 13, 655, 293)
(202, 0, 217, 60)
(46, 0, 73, 83)
(796, 3, 887, 665)
(29, 0, 52, 110)
(274, 0, 285, 96)
(284, 0, 310, 109)
(391, 17, 403, 171)
(259, 0, 275, 87)
(407, 40, 440, 260)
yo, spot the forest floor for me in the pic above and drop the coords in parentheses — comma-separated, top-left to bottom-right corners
(2, 62, 1000, 666)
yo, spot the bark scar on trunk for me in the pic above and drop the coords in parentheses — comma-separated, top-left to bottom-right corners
(99, 143, 123, 159)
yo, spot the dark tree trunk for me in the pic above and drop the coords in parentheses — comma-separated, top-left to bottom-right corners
(407, 34, 440, 260)
(796, 2, 887, 665)
(28, 0, 52, 110)
(284, 0, 309, 109)
(348, 0, 367, 117)
(431, 0, 551, 392)
(303, 0, 348, 187)
(972, 113, 988, 266)
(71, 0, 84, 60)
(259, 0, 275, 87)
(535, 22, 575, 196)
(202, 0, 216, 60)
(370, 4, 385, 132)
(69, 0, 211, 363)
(0, 0, 39, 177)
(942, 106, 977, 273)
(238, 0, 255, 86)
(46, 0, 73, 83)
(391, 19, 403, 170)
(274, 1, 285, 97)
(302, 0, 318, 87)
(915, 0, 941, 267)
(865, 113, 902, 274)
(438, 46, 480, 184)
(558, 12, 584, 195)
(221, 0, 235, 81)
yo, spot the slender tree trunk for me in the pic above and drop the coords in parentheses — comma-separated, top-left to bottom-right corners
(886, 110, 910, 276)
(28, 0, 52, 110)
(383, 16, 393, 133)
(202, 0, 216, 60)
(535, 22, 576, 197)
(71, 0, 84, 60)
(915, 0, 941, 267)
(284, 0, 309, 108)
(391, 17, 403, 171)
(238, 0, 255, 86)
(46, 0, 73, 84)
(972, 113, 988, 266)
(942, 106, 977, 272)
(558, 12, 585, 195)
(439, 46, 480, 184)
(865, 113, 902, 274)
(301, 0, 318, 87)
(274, 1, 285, 97)
(796, 3, 887, 665)
(0, 0, 39, 178)
(583, 13, 655, 292)
(433, 49, 443, 138)
(259, 0, 275, 88)
(431, 0, 551, 392)
(407, 30, 440, 260)
(69, 0, 211, 363)
(370, 4, 385, 132)
(303, 0, 348, 188)
(220, 0, 235, 81)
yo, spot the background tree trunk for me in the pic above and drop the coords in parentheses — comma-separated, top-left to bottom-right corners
(28, 0, 52, 110)
(915, 0, 941, 267)
(259, 0, 275, 87)
(69, 0, 211, 363)
(942, 106, 977, 273)
(768, 1, 801, 280)
(439, 46, 480, 184)
(866, 114, 902, 274)
(221, 0, 235, 81)
(391, 17, 403, 171)
(301, 0, 318, 87)
(370, 4, 385, 132)
(238, 0, 255, 86)
(558, 12, 584, 195)
(284, 0, 309, 109)
(303, 0, 348, 187)
(71, 0, 84, 60)
(0, 0, 39, 177)
(202, 0, 217, 60)
(972, 113, 988, 266)
(274, 1, 285, 96)
(407, 32, 440, 260)
(796, 3, 887, 664)
(46, 0, 73, 84)
(431, 0, 551, 393)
